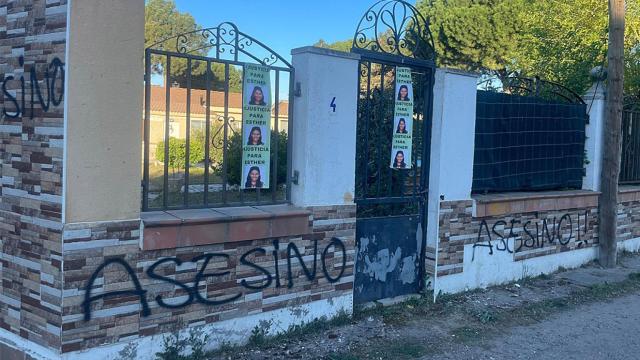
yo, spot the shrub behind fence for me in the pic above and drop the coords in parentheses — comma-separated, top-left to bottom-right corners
(473, 90, 588, 193)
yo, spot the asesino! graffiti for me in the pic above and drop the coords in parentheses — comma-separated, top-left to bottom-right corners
(472, 211, 591, 260)
(83, 238, 346, 321)
(1, 56, 65, 119)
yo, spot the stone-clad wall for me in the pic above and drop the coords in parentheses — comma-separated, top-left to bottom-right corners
(60, 205, 356, 353)
(436, 192, 600, 278)
(617, 188, 640, 243)
(0, 0, 67, 351)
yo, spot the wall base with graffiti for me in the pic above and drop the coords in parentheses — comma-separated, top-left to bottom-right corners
(53, 205, 355, 356)
(433, 187, 640, 294)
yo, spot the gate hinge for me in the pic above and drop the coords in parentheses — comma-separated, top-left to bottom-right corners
(294, 82, 302, 97)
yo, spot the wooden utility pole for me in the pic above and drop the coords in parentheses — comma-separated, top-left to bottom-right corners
(599, 0, 626, 268)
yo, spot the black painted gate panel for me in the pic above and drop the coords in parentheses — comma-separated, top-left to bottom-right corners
(350, 0, 437, 304)
(354, 215, 422, 303)
(352, 56, 434, 304)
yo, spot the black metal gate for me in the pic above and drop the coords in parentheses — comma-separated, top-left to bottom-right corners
(142, 22, 294, 211)
(350, 0, 436, 304)
(621, 99, 640, 184)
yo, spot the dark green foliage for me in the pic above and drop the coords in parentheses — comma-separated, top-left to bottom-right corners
(314, 39, 353, 52)
(145, 0, 242, 92)
(416, 0, 640, 95)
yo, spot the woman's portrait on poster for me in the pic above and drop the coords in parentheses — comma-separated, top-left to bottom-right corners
(245, 166, 264, 189)
(396, 118, 408, 134)
(393, 150, 407, 169)
(397, 85, 411, 102)
(249, 86, 267, 106)
(247, 126, 264, 146)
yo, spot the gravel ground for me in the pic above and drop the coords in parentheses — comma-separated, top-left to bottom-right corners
(430, 292, 640, 360)
(209, 255, 640, 360)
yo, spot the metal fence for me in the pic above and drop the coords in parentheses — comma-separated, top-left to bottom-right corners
(621, 102, 640, 184)
(142, 23, 294, 211)
(473, 77, 588, 193)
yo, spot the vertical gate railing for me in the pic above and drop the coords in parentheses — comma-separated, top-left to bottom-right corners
(354, 59, 434, 216)
(142, 22, 294, 211)
(351, 0, 437, 301)
(621, 99, 640, 184)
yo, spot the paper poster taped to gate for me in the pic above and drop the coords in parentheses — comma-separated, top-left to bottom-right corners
(390, 67, 414, 169)
(241, 64, 271, 189)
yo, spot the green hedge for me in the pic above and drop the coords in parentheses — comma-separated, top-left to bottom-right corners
(155, 129, 288, 186)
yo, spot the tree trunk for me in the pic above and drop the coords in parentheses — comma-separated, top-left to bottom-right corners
(599, 0, 626, 268)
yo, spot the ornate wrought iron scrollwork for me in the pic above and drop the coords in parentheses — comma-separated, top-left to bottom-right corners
(211, 116, 239, 150)
(352, 0, 436, 61)
(478, 75, 586, 105)
(147, 22, 292, 69)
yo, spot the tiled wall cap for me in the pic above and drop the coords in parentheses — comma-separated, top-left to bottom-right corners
(142, 205, 311, 227)
(473, 190, 600, 204)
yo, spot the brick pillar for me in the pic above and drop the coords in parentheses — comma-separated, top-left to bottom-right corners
(0, 0, 68, 354)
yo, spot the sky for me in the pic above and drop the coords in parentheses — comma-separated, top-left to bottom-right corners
(173, 0, 418, 62)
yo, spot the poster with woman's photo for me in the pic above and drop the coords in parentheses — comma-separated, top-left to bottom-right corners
(390, 67, 414, 169)
(241, 64, 271, 189)
(243, 165, 267, 189)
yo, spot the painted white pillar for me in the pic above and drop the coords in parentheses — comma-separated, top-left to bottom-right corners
(290, 47, 360, 207)
(426, 68, 479, 248)
(583, 82, 606, 192)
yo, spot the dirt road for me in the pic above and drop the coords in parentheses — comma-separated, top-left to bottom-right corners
(430, 292, 640, 360)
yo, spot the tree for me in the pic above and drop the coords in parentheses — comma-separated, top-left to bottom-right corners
(145, 0, 242, 92)
(417, 0, 523, 78)
(314, 39, 353, 52)
(416, 0, 640, 95)
(515, 0, 609, 95)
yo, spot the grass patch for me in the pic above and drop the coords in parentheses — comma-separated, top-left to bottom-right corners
(353, 292, 468, 326)
(213, 310, 353, 357)
(470, 308, 499, 324)
(449, 271, 640, 345)
(327, 353, 360, 360)
(334, 340, 430, 360)
(450, 326, 483, 344)
(385, 341, 427, 358)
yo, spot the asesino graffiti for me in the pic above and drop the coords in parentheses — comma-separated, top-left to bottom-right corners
(472, 211, 591, 260)
(1, 56, 65, 119)
(83, 238, 346, 321)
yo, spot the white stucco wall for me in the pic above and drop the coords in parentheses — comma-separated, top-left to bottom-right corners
(290, 47, 360, 207)
(435, 239, 600, 294)
(427, 69, 479, 250)
(583, 82, 606, 192)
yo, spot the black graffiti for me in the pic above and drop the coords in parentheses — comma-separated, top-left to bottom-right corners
(472, 212, 589, 260)
(1, 56, 65, 120)
(83, 238, 347, 321)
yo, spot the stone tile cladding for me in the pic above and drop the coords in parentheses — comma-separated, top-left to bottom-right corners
(60, 205, 356, 353)
(617, 189, 640, 243)
(437, 200, 599, 277)
(0, 0, 67, 351)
